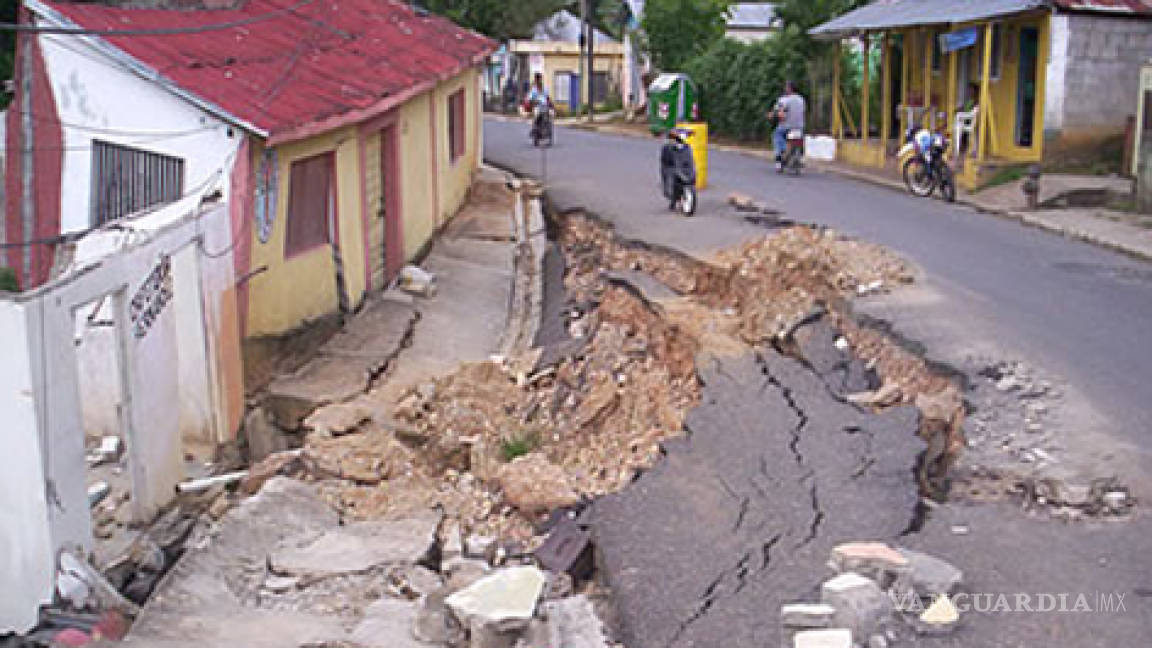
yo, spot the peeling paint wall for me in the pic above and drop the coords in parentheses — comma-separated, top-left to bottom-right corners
(36, 28, 241, 234)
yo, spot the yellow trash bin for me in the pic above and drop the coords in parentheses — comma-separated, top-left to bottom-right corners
(676, 122, 708, 189)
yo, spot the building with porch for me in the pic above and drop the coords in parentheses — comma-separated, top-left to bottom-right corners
(811, 0, 1152, 189)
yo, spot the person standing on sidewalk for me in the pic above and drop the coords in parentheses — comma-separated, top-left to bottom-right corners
(772, 81, 806, 171)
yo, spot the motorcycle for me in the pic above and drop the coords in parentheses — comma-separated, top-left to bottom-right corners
(529, 101, 554, 148)
(660, 129, 697, 216)
(899, 124, 955, 202)
(778, 129, 804, 175)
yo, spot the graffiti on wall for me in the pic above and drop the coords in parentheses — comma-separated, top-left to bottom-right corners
(129, 255, 173, 338)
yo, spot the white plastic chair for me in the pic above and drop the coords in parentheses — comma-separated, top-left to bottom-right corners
(954, 107, 979, 158)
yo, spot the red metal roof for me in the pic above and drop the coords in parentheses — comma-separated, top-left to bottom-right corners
(1052, 0, 1152, 14)
(40, 0, 497, 139)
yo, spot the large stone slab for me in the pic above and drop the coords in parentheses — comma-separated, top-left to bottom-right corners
(348, 597, 427, 648)
(270, 515, 439, 578)
(445, 566, 547, 632)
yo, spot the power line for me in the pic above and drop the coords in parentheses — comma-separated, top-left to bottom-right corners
(1, 0, 318, 36)
(4, 108, 225, 139)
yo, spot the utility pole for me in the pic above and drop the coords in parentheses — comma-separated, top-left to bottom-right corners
(586, 0, 596, 122)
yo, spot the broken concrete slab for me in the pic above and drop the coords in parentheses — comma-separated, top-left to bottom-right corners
(896, 548, 963, 597)
(830, 542, 909, 574)
(414, 589, 466, 645)
(348, 597, 426, 648)
(542, 595, 612, 648)
(270, 514, 439, 578)
(781, 603, 837, 629)
(821, 573, 891, 640)
(120, 478, 344, 646)
(794, 628, 853, 648)
(445, 566, 547, 632)
(304, 401, 373, 437)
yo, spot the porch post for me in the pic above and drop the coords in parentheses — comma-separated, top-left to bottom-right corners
(833, 42, 842, 139)
(978, 23, 994, 162)
(923, 28, 932, 128)
(880, 33, 891, 160)
(901, 31, 910, 136)
(861, 34, 870, 142)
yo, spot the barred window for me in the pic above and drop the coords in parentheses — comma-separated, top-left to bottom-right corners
(91, 140, 185, 226)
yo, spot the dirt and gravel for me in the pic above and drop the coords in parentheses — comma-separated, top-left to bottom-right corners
(265, 211, 971, 560)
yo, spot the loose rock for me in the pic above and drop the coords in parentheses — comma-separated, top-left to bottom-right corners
(445, 566, 547, 633)
(270, 515, 439, 578)
(794, 628, 853, 648)
(496, 454, 581, 515)
(897, 548, 963, 597)
(916, 595, 960, 634)
(821, 573, 890, 640)
(781, 602, 837, 629)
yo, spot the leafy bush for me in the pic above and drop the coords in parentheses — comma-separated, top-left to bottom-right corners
(0, 267, 17, 293)
(684, 33, 808, 142)
(642, 0, 729, 72)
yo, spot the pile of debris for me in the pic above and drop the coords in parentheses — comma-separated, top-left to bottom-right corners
(781, 541, 965, 648)
(258, 213, 968, 555)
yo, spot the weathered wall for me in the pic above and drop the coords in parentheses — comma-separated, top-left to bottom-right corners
(1045, 14, 1152, 167)
(0, 299, 55, 634)
(434, 69, 484, 229)
(36, 28, 241, 234)
(244, 128, 366, 337)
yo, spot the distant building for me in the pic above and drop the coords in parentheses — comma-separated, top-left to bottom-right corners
(726, 2, 780, 43)
(509, 10, 625, 111)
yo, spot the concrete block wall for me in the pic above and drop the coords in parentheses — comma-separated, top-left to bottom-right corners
(1045, 14, 1152, 168)
(1061, 15, 1152, 131)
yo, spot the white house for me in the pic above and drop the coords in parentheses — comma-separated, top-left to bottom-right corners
(726, 3, 780, 44)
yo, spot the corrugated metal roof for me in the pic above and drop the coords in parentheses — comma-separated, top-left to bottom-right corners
(810, 0, 1049, 39)
(1053, 0, 1152, 14)
(727, 3, 779, 29)
(36, 0, 496, 138)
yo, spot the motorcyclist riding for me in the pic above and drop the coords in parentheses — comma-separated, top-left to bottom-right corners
(771, 80, 806, 172)
(524, 73, 554, 146)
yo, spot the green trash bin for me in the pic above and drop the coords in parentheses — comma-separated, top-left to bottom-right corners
(648, 73, 700, 134)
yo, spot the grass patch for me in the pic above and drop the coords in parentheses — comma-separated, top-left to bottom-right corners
(500, 430, 539, 462)
(979, 166, 1026, 191)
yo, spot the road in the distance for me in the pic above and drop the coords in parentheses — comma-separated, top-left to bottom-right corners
(485, 118, 1152, 491)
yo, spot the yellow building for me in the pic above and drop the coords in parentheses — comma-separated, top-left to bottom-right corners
(510, 10, 626, 111)
(812, 0, 1152, 189)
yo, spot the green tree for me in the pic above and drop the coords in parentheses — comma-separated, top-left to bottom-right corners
(420, 0, 567, 40)
(641, 0, 729, 72)
(1, 0, 15, 109)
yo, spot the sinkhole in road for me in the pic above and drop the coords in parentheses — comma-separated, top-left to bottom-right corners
(546, 208, 969, 509)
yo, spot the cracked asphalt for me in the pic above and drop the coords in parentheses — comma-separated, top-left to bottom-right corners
(484, 118, 1152, 496)
(487, 120, 1152, 646)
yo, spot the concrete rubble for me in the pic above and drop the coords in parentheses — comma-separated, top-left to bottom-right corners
(780, 540, 967, 647)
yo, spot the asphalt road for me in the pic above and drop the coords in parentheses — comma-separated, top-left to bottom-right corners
(484, 118, 1152, 494)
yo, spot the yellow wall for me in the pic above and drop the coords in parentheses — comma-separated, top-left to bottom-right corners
(245, 67, 482, 337)
(538, 52, 624, 107)
(433, 68, 482, 227)
(895, 14, 1048, 163)
(246, 128, 366, 337)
